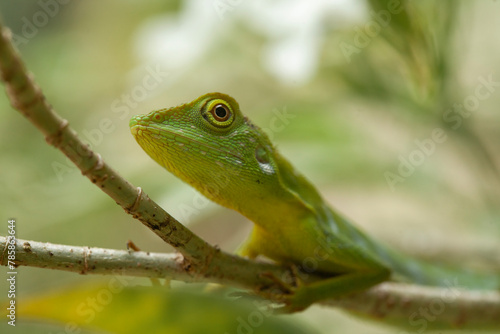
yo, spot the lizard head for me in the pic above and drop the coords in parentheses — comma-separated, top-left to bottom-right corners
(129, 93, 286, 212)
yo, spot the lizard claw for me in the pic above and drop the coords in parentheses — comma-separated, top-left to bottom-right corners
(259, 264, 313, 313)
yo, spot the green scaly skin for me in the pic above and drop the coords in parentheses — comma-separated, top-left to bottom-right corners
(130, 92, 499, 310)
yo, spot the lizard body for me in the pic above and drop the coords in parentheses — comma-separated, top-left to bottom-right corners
(130, 93, 499, 309)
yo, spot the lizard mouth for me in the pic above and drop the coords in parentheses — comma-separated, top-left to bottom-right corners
(129, 116, 243, 164)
(129, 118, 140, 136)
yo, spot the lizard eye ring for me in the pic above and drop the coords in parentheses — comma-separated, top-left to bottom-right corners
(203, 99, 235, 129)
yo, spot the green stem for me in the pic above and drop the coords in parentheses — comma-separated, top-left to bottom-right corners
(0, 236, 282, 287)
(1, 236, 499, 329)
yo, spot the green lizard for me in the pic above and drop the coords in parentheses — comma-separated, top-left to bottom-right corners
(129, 92, 499, 310)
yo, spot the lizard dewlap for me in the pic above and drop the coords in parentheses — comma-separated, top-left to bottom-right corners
(130, 92, 500, 310)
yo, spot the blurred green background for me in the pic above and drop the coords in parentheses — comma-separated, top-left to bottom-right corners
(1, 1, 499, 333)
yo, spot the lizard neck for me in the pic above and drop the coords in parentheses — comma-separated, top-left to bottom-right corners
(222, 152, 326, 233)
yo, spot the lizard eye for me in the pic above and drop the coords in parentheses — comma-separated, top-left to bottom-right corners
(211, 104, 230, 122)
(202, 99, 235, 129)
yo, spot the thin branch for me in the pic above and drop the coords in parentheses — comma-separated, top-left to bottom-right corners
(1, 236, 499, 329)
(0, 236, 188, 279)
(330, 281, 500, 330)
(0, 236, 280, 286)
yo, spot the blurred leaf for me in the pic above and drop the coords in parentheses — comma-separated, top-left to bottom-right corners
(12, 283, 316, 334)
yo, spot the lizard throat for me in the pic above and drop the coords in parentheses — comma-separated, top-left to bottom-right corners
(130, 122, 244, 165)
